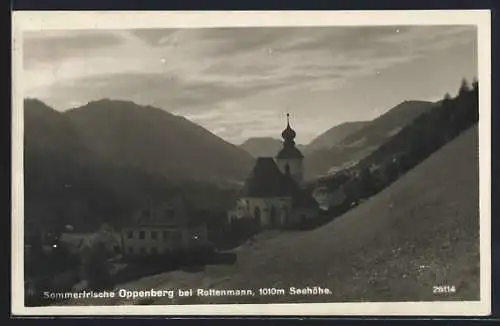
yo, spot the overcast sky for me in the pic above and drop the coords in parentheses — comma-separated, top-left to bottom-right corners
(23, 26, 477, 145)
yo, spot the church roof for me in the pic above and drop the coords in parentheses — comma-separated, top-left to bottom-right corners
(241, 157, 299, 198)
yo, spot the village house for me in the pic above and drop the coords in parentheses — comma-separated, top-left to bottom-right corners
(121, 196, 209, 258)
(228, 114, 319, 228)
(58, 224, 122, 255)
(312, 185, 348, 211)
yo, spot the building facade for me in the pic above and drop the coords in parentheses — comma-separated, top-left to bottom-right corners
(121, 197, 209, 258)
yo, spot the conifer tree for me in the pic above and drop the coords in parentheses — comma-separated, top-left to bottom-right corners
(458, 78, 471, 96)
(472, 77, 478, 91)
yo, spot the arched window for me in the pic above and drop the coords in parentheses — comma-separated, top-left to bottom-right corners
(284, 164, 291, 174)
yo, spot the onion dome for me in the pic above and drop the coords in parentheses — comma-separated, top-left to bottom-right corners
(281, 113, 296, 143)
(276, 113, 304, 159)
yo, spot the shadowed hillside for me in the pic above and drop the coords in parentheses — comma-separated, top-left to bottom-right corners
(182, 124, 480, 303)
(219, 124, 479, 303)
(64, 99, 254, 183)
(304, 121, 369, 154)
(60, 124, 480, 306)
(305, 100, 435, 179)
(23, 99, 246, 235)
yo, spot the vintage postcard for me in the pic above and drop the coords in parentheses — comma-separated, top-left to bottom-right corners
(11, 10, 491, 316)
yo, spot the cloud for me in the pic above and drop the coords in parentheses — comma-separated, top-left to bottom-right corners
(31, 72, 284, 112)
(23, 30, 125, 69)
(23, 25, 477, 143)
(182, 101, 340, 145)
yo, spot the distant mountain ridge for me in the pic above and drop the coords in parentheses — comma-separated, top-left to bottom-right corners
(304, 121, 370, 154)
(239, 137, 306, 158)
(62, 99, 254, 183)
(304, 100, 435, 179)
(239, 137, 282, 158)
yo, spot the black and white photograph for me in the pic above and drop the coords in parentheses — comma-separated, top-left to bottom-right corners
(11, 11, 491, 316)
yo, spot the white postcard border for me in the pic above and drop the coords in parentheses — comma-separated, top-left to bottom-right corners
(11, 10, 492, 316)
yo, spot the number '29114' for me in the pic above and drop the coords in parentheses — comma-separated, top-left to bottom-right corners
(433, 285, 456, 294)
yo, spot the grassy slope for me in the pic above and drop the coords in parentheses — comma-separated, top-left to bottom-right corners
(59, 125, 480, 305)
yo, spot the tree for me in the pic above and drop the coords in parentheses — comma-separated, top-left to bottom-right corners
(472, 77, 478, 91)
(80, 242, 111, 290)
(359, 167, 374, 198)
(458, 78, 471, 96)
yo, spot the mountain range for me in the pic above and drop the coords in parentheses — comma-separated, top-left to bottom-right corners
(303, 100, 435, 179)
(24, 99, 253, 232)
(25, 99, 255, 184)
(238, 101, 435, 180)
(304, 121, 370, 155)
(238, 120, 368, 158)
(23, 97, 436, 233)
(239, 137, 307, 158)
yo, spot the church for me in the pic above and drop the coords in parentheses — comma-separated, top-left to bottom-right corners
(228, 114, 319, 229)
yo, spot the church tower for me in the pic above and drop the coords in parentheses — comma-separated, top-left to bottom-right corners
(275, 113, 304, 184)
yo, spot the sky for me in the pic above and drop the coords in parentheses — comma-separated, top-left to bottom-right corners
(23, 26, 478, 145)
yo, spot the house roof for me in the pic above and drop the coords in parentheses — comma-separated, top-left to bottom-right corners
(130, 197, 186, 228)
(127, 196, 206, 228)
